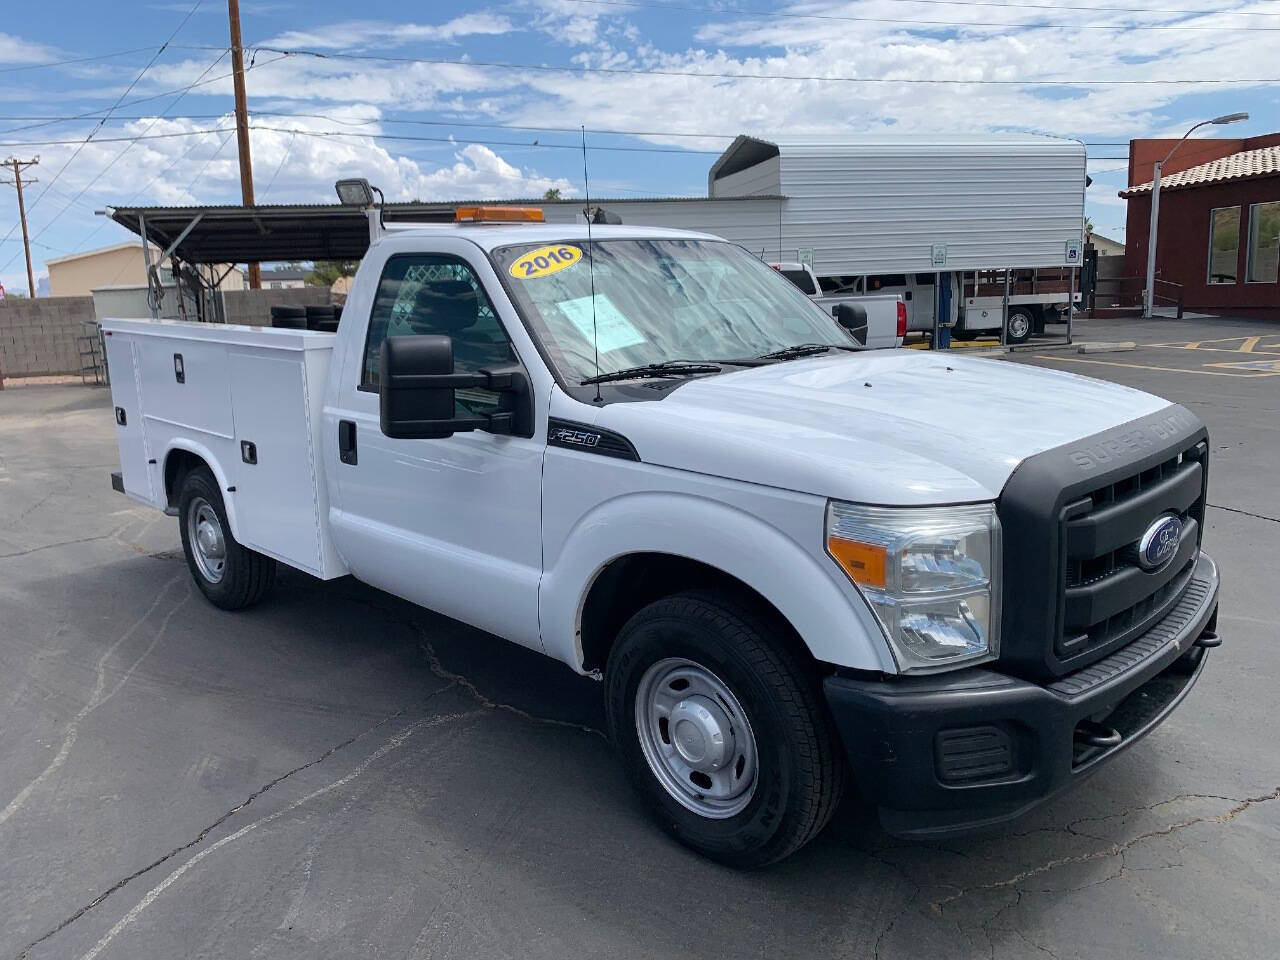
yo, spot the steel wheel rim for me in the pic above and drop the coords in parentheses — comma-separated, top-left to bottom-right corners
(187, 497, 226, 584)
(1009, 313, 1031, 339)
(634, 657, 759, 819)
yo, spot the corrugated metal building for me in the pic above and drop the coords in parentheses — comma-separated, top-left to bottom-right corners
(537, 134, 1087, 277)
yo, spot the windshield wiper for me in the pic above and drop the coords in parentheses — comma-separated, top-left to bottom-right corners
(580, 361, 723, 386)
(754, 343, 841, 362)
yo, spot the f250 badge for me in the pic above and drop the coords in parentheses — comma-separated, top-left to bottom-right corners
(551, 427, 600, 448)
(1137, 514, 1182, 570)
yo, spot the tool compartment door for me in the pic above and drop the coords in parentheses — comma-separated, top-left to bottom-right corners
(227, 350, 324, 575)
(104, 333, 155, 504)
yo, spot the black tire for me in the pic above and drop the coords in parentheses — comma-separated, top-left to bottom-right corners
(1005, 307, 1034, 344)
(270, 304, 307, 329)
(305, 304, 336, 331)
(605, 590, 845, 868)
(951, 321, 979, 342)
(177, 466, 276, 610)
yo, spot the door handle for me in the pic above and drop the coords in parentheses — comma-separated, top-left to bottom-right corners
(338, 420, 358, 465)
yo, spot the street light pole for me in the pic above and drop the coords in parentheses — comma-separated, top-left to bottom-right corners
(1143, 112, 1248, 319)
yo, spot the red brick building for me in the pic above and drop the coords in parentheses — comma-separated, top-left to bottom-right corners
(1121, 134, 1280, 320)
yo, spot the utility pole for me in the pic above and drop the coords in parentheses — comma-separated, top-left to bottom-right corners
(2, 156, 39, 299)
(227, 0, 260, 289)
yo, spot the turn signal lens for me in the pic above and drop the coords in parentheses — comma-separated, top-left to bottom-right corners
(827, 536, 887, 589)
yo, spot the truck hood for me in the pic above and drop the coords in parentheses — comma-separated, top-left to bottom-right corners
(595, 351, 1172, 504)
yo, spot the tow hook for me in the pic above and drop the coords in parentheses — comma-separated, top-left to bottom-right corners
(1193, 630, 1222, 649)
(1074, 719, 1123, 749)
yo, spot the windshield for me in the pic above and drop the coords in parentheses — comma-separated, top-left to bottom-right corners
(491, 238, 853, 383)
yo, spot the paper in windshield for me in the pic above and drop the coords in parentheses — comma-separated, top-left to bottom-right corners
(557, 294, 647, 353)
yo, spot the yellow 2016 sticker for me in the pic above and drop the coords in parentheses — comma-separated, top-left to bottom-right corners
(509, 244, 582, 280)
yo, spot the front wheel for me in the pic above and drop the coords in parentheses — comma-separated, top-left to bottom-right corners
(605, 591, 845, 868)
(178, 466, 276, 610)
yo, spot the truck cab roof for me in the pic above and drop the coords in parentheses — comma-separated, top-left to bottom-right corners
(379, 221, 724, 252)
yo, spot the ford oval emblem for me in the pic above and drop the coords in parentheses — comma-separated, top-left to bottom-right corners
(1137, 514, 1182, 571)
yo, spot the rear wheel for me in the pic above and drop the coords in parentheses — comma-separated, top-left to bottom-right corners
(178, 466, 276, 610)
(605, 590, 845, 868)
(1006, 307, 1034, 344)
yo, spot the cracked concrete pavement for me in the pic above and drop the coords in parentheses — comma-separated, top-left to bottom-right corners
(2, 315, 1278, 959)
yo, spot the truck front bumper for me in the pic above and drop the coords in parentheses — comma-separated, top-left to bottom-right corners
(824, 552, 1220, 838)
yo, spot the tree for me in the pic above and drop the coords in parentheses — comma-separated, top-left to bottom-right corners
(306, 260, 359, 287)
(543, 187, 562, 200)
(1083, 216, 1094, 235)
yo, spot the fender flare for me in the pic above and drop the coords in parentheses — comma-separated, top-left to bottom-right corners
(539, 491, 893, 674)
(161, 439, 241, 540)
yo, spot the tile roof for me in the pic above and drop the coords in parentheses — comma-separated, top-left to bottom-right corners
(1121, 145, 1280, 197)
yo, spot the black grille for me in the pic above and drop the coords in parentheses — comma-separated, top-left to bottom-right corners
(1057, 440, 1207, 663)
(996, 405, 1208, 681)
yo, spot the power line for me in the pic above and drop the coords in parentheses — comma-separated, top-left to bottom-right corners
(0, 0, 205, 271)
(0, 49, 278, 138)
(0, 1, 205, 256)
(68, 50, 231, 253)
(252, 124, 721, 153)
(0, 111, 1148, 148)
(0, 127, 234, 149)
(555, 0, 1280, 29)
(0, 46, 161, 74)
(99, 128, 237, 286)
(563, 0, 1280, 17)
(0, 126, 1142, 159)
(255, 46, 1280, 85)
(0, 125, 720, 153)
(259, 130, 296, 199)
(0, 123, 1180, 159)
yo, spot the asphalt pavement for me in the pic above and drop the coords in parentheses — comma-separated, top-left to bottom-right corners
(1, 315, 1276, 959)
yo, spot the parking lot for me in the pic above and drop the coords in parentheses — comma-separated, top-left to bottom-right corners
(1, 313, 1276, 960)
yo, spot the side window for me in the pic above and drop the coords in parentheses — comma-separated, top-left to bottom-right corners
(361, 255, 516, 415)
(1207, 206, 1241, 284)
(780, 268, 817, 295)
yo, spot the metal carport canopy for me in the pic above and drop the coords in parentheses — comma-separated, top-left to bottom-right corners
(105, 202, 462, 264)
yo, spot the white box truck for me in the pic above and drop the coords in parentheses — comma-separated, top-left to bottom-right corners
(104, 209, 1220, 867)
(538, 134, 1087, 343)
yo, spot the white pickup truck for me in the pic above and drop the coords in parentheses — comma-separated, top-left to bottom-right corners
(770, 261, 905, 349)
(104, 210, 1221, 867)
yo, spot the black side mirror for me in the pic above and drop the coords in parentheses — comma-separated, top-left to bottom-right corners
(379, 335, 531, 440)
(834, 303, 868, 346)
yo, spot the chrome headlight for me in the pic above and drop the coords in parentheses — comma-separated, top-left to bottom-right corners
(826, 501, 1001, 673)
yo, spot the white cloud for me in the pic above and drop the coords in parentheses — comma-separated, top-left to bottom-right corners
(408, 143, 573, 199)
(0, 112, 570, 228)
(0, 32, 58, 65)
(265, 13, 514, 52)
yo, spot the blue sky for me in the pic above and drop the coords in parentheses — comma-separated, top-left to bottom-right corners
(1, 0, 1277, 292)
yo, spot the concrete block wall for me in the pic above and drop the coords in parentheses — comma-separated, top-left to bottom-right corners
(222, 287, 333, 326)
(0, 297, 97, 377)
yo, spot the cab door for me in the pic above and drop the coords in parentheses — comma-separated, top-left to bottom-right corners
(326, 239, 546, 653)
